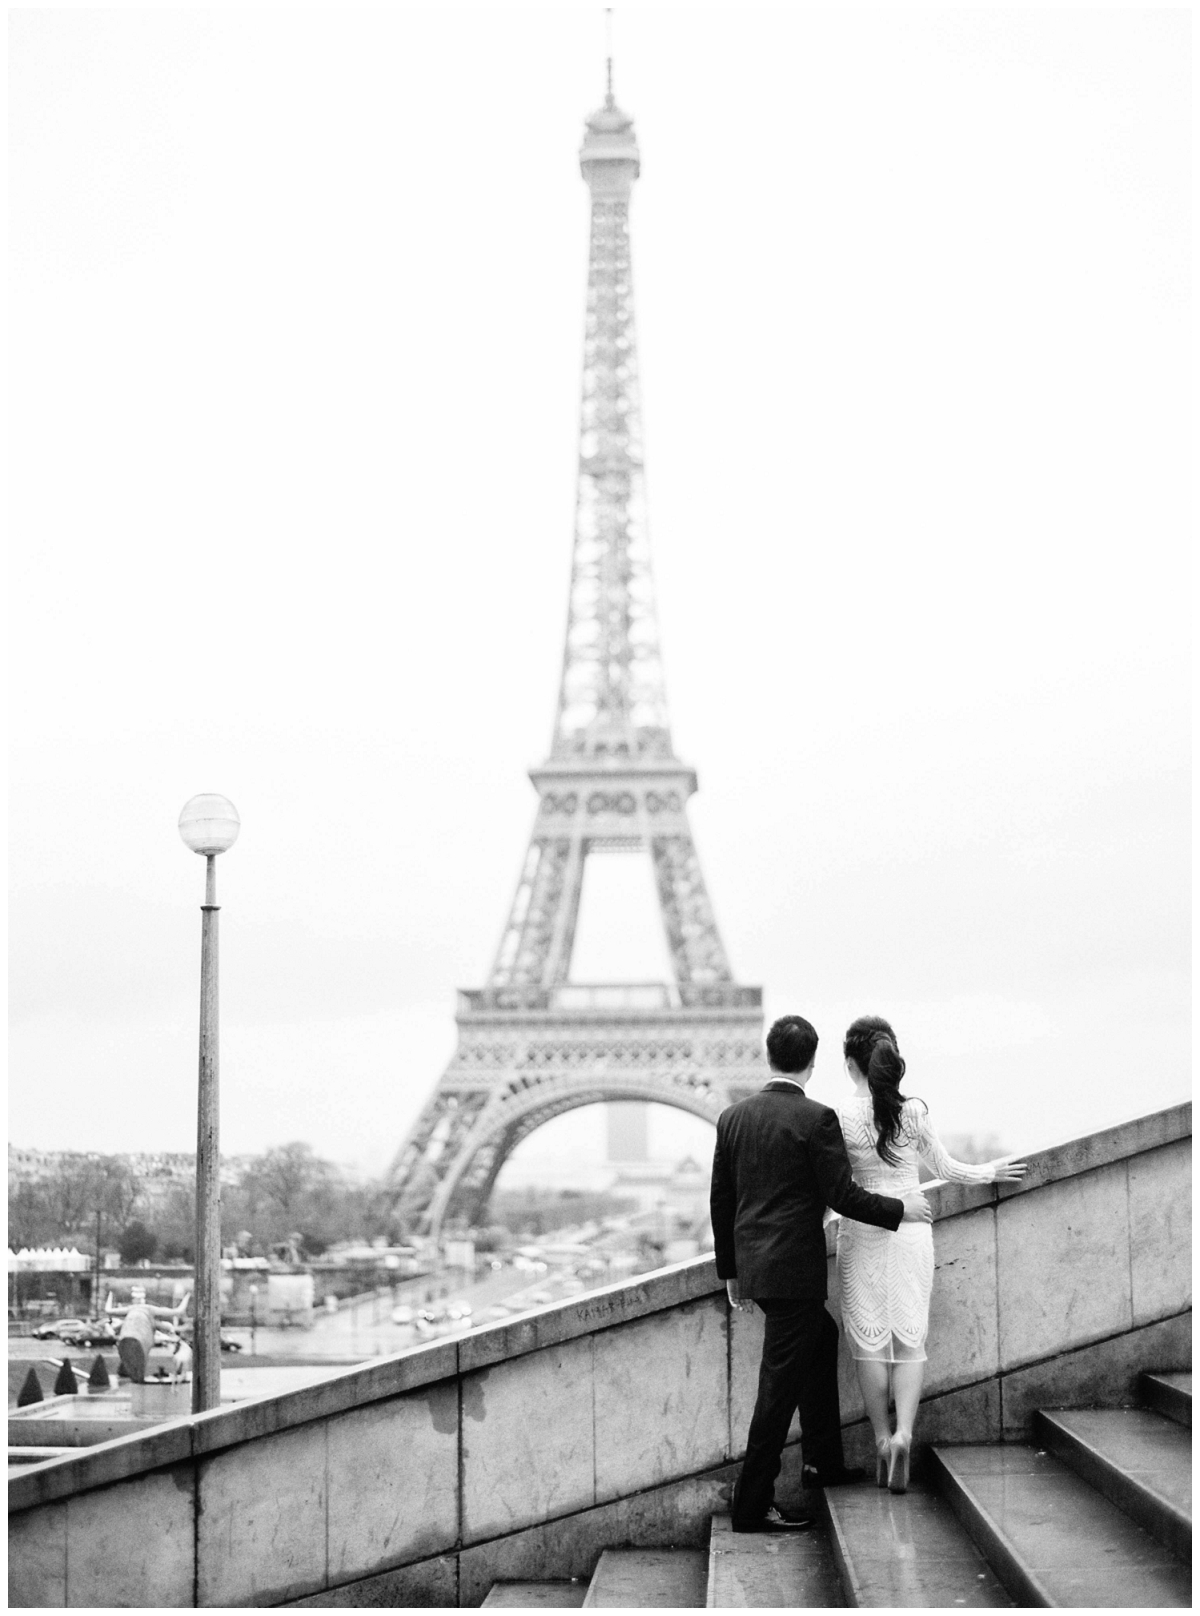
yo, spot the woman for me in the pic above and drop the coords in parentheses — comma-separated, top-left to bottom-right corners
(835, 1015, 1026, 1493)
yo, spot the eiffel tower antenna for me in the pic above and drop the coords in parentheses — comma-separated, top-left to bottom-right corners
(605, 8, 614, 106)
(389, 69, 764, 1239)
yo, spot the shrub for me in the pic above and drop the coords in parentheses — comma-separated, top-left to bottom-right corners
(53, 1358, 78, 1396)
(17, 1367, 44, 1406)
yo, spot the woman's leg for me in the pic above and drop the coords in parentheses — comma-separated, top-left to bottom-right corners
(891, 1360, 925, 1441)
(855, 1357, 892, 1446)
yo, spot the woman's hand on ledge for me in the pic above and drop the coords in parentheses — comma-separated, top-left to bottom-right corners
(989, 1157, 1028, 1183)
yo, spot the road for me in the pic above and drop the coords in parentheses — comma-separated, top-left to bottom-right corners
(228, 1261, 584, 1361)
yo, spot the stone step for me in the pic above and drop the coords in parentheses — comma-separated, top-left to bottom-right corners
(931, 1443, 1192, 1607)
(823, 1479, 1014, 1607)
(482, 1581, 589, 1607)
(1141, 1371, 1192, 1428)
(1035, 1407, 1191, 1564)
(582, 1549, 708, 1608)
(705, 1512, 844, 1608)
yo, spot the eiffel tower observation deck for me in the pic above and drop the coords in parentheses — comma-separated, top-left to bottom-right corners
(389, 71, 765, 1238)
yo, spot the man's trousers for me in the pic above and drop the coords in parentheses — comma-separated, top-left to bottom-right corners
(731, 1297, 845, 1526)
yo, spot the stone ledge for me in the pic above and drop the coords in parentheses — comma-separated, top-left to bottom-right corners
(7, 1342, 463, 1513)
(9, 1104, 1188, 1517)
(929, 1101, 1191, 1216)
(6, 1416, 195, 1514)
(823, 1101, 1192, 1241)
(189, 1339, 459, 1456)
(458, 1256, 719, 1372)
(7, 1270, 723, 1515)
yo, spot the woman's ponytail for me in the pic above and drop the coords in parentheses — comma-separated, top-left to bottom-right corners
(866, 1035, 906, 1166)
(844, 1014, 910, 1166)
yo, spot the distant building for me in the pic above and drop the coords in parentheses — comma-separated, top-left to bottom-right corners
(8, 1144, 250, 1195)
(609, 1154, 711, 1222)
(8, 1146, 71, 1181)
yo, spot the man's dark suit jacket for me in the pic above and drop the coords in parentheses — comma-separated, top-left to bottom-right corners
(710, 1079, 906, 1300)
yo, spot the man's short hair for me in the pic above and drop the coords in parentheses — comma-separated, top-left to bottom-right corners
(766, 1015, 819, 1074)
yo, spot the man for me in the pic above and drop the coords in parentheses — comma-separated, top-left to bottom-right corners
(711, 1013, 931, 1533)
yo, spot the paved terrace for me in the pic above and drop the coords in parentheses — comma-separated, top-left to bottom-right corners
(8, 1102, 1190, 1607)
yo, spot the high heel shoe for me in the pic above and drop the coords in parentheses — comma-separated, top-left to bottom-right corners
(875, 1438, 890, 1488)
(887, 1435, 911, 1495)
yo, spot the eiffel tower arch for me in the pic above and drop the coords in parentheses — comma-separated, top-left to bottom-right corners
(390, 70, 765, 1238)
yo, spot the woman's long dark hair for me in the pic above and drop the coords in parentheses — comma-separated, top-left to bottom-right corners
(843, 1015, 917, 1167)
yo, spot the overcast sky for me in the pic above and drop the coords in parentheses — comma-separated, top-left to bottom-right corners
(9, 4, 1189, 1181)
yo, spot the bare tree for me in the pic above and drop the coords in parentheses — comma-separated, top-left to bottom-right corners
(16, 1154, 143, 1248)
(245, 1142, 329, 1219)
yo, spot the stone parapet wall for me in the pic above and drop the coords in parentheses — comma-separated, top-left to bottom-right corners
(9, 1103, 1190, 1608)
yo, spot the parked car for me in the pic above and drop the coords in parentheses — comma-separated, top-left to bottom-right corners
(413, 1304, 475, 1339)
(58, 1319, 117, 1348)
(32, 1318, 84, 1341)
(169, 1322, 242, 1353)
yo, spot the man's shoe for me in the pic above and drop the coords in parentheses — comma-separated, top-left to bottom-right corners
(801, 1464, 867, 1488)
(732, 1506, 815, 1534)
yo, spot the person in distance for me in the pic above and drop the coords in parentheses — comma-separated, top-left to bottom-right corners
(835, 1015, 1026, 1493)
(710, 1014, 933, 1534)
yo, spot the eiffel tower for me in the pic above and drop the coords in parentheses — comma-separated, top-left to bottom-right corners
(390, 68, 764, 1237)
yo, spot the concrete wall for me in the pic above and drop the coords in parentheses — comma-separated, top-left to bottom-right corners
(9, 1103, 1190, 1608)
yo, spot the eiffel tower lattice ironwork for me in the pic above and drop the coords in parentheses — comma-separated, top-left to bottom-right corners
(389, 75, 764, 1237)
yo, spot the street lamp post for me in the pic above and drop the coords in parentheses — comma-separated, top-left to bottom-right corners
(249, 1283, 258, 1358)
(94, 1208, 103, 1316)
(178, 793, 240, 1413)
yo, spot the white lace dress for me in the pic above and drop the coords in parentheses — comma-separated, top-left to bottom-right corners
(835, 1096, 997, 1363)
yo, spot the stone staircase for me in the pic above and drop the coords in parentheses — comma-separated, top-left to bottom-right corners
(481, 1371, 1190, 1608)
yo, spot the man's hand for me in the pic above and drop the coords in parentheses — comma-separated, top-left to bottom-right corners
(900, 1190, 932, 1224)
(726, 1278, 756, 1314)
